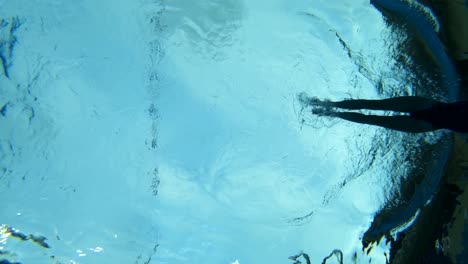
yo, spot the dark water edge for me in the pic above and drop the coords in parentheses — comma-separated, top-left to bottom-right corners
(362, 135, 452, 245)
(364, 0, 466, 263)
(386, 135, 468, 264)
(370, 0, 459, 101)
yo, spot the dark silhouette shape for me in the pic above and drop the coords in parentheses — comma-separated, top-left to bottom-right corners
(288, 251, 311, 264)
(298, 94, 468, 133)
(321, 249, 343, 264)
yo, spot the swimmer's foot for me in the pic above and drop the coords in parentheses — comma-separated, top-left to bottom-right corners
(297, 93, 321, 105)
(312, 107, 336, 117)
(297, 93, 332, 107)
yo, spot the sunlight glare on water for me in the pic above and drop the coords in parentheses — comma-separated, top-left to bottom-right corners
(0, 0, 452, 263)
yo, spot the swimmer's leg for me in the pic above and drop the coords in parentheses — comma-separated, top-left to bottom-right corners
(332, 112, 436, 133)
(328, 96, 438, 112)
(328, 96, 437, 112)
(298, 94, 438, 112)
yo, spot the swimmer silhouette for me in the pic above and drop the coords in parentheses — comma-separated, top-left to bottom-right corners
(298, 93, 468, 133)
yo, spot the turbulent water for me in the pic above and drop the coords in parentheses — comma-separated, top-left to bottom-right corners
(0, 0, 455, 263)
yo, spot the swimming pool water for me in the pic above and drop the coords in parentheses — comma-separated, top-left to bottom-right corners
(0, 0, 454, 263)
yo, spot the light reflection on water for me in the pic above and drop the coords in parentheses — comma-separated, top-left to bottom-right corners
(0, 0, 457, 263)
(152, 0, 450, 263)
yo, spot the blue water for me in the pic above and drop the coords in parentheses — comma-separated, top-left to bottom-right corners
(0, 0, 458, 263)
